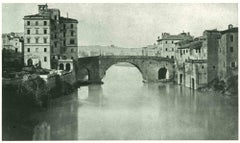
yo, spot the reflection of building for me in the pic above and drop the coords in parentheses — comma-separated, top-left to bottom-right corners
(218, 24, 238, 81)
(156, 32, 193, 59)
(23, 4, 78, 69)
(2, 32, 24, 70)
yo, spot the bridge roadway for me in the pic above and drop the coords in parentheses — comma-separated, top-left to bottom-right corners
(75, 55, 175, 83)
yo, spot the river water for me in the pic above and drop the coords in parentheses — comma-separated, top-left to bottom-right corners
(30, 64, 238, 140)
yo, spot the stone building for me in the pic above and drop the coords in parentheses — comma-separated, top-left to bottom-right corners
(2, 32, 24, 70)
(218, 24, 238, 81)
(175, 29, 220, 89)
(156, 32, 193, 59)
(23, 4, 78, 69)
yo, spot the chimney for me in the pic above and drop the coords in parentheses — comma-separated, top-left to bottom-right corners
(38, 4, 48, 14)
(228, 24, 233, 29)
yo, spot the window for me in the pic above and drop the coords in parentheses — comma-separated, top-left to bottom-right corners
(44, 57, 47, 62)
(172, 48, 174, 51)
(54, 42, 57, 47)
(172, 41, 174, 44)
(44, 38, 47, 43)
(165, 48, 168, 51)
(35, 38, 39, 43)
(27, 21, 30, 26)
(186, 50, 188, 53)
(63, 24, 66, 29)
(230, 47, 233, 52)
(27, 29, 30, 35)
(220, 48, 221, 53)
(15, 48, 18, 53)
(213, 66, 216, 69)
(35, 29, 39, 34)
(71, 24, 73, 28)
(165, 41, 167, 44)
(171, 56, 174, 59)
(202, 66, 204, 69)
(231, 62, 236, 68)
(230, 35, 234, 42)
(70, 39, 75, 44)
(44, 48, 47, 52)
(54, 15, 57, 20)
(44, 21, 47, 26)
(54, 34, 57, 39)
(44, 29, 47, 34)
(27, 48, 30, 52)
(27, 38, 30, 43)
(71, 48, 74, 53)
(63, 32, 66, 37)
(63, 40, 66, 46)
(35, 21, 38, 26)
(71, 31, 74, 36)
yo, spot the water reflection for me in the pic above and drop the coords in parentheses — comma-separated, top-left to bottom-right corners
(30, 65, 237, 140)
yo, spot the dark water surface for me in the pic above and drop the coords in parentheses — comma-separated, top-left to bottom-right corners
(20, 65, 238, 140)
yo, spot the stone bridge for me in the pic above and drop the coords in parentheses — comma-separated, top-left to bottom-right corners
(75, 56, 175, 83)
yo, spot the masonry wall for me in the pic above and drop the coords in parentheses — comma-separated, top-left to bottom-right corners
(206, 32, 220, 83)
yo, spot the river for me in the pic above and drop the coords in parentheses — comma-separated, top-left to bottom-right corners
(28, 64, 238, 140)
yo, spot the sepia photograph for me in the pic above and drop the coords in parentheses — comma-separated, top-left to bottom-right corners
(1, 1, 238, 140)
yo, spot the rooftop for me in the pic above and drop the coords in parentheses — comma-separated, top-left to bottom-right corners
(60, 17, 78, 23)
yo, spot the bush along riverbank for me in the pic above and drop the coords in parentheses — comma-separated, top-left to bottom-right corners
(2, 75, 79, 140)
(198, 75, 238, 96)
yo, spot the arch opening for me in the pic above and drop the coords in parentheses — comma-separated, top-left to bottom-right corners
(102, 62, 143, 83)
(59, 63, 64, 70)
(27, 58, 33, 66)
(158, 67, 167, 80)
(66, 63, 71, 71)
(77, 68, 90, 82)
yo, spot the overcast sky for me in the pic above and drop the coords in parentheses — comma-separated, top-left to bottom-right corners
(2, 3, 238, 48)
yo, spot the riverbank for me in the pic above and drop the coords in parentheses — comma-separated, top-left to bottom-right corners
(198, 75, 238, 96)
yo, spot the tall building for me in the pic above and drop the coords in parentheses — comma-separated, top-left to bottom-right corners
(218, 24, 238, 81)
(23, 4, 78, 69)
(156, 32, 193, 59)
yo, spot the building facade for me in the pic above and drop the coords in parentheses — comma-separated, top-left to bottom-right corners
(23, 4, 78, 69)
(156, 32, 193, 59)
(218, 24, 238, 81)
(175, 25, 237, 89)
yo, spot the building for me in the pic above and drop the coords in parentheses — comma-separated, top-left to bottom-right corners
(23, 4, 78, 69)
(156, 32, 193, 59)
(2, 32, 24, 70)
(175, 29, 220, 89)
(218, 24, 238, 81)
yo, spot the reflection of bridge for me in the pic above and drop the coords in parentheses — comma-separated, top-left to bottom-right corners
(75, 56, 175, 83)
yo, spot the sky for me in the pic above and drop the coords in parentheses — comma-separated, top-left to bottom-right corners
(2, 3, 238, 48)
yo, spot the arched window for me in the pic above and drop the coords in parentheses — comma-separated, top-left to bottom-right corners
(27, 59, 33, 66)
(59, 63, 64, 70)
(66, 63, 71, 71)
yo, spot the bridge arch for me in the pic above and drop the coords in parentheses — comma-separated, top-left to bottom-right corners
(101, 62, 144, 80)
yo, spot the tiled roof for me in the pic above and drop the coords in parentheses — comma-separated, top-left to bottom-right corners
(24, 13, 50, 19)
(178, 40, 203, 49)
(220, 27, 238, 34)
(60, 17, 78, 23)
